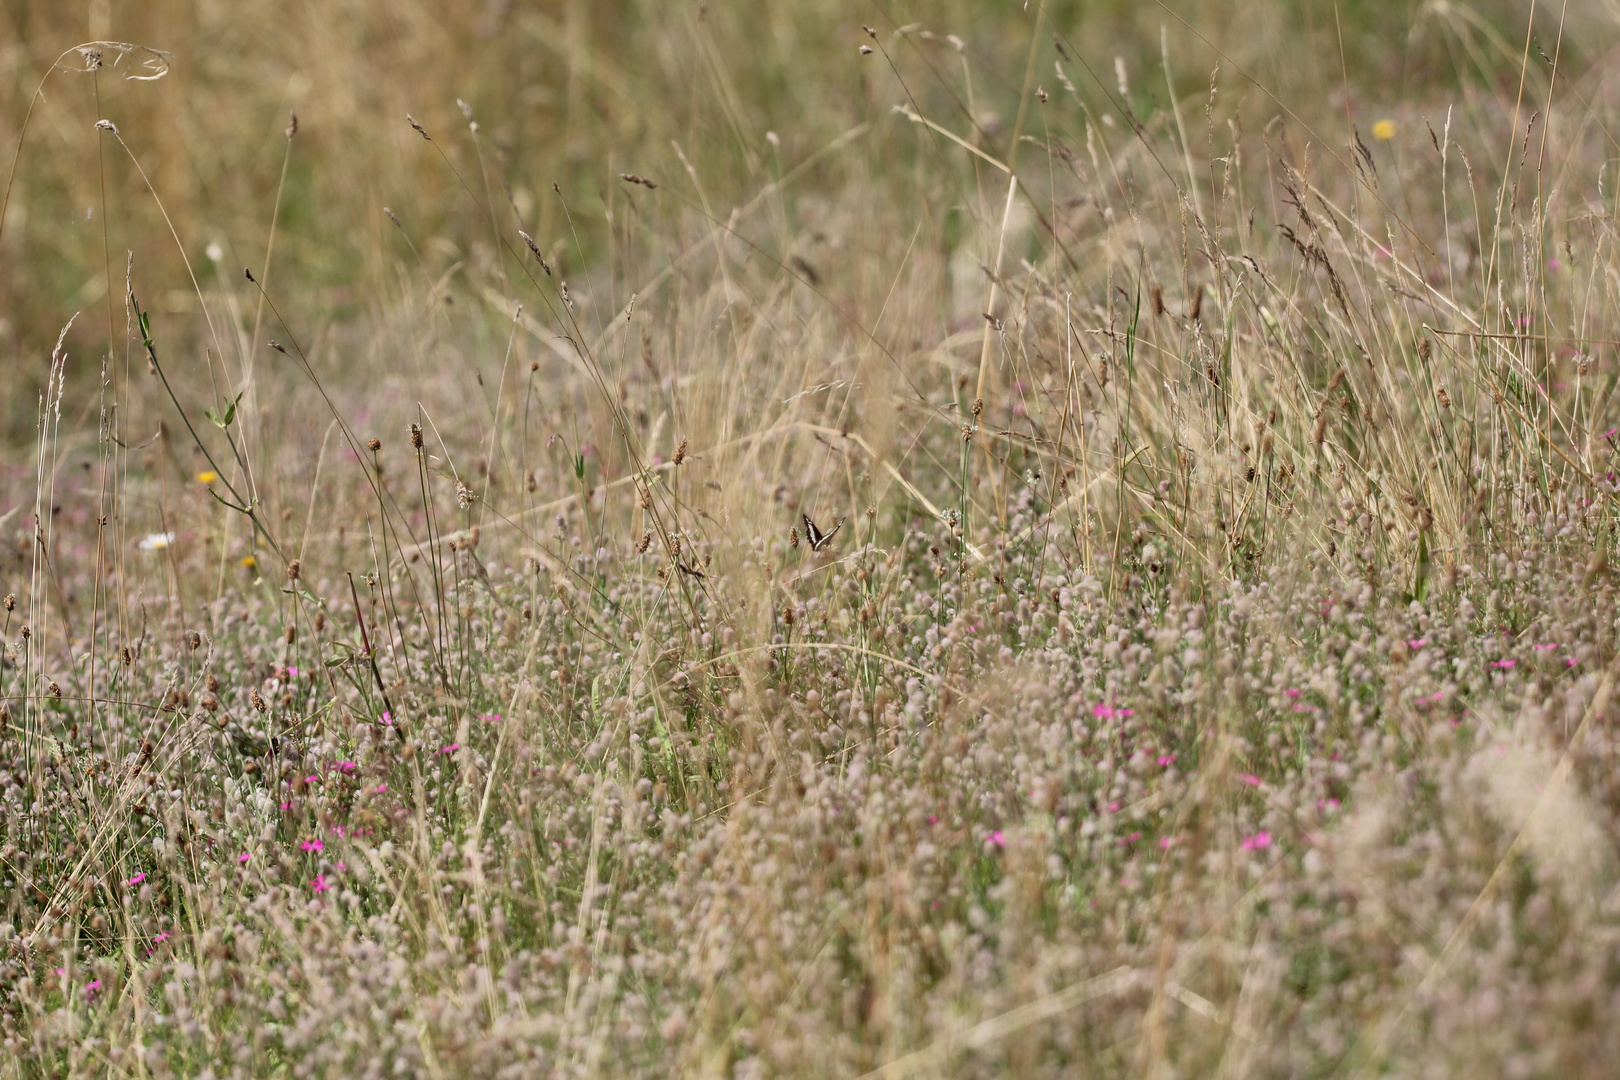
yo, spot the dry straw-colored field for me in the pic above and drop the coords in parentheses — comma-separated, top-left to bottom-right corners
(5, 0, 1620, 1075)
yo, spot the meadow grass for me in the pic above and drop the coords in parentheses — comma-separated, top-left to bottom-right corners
(4, 1, 1620, 1076)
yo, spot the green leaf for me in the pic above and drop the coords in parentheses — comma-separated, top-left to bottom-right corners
(205, 391, 245, 429)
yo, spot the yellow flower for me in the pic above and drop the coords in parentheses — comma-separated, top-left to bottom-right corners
(238, 555, 257, 569)
(195, 471, 218, 484)
(1371, 119, 1396, 141)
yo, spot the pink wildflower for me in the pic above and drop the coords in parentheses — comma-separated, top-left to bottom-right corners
(238, 852, 251, 864)
(1405, 639, 1427, 649)
(1239, 774, 1263, 787)
(310, 875, 332, 893)
(300, 839, 324, 852)
(127, 872, 145, 886)
(985, 830, 1005, 848)
(438, 743, 459, 754)
(1157, 754, 1176, 767)
(1284, 687, 1301, 698)
(1159, 835, 1178, 849)
(1240, 831, 1273, 851)
(478, 713, 502, 722)
(1120, 830, 1142, 846)
(374, 783, 388, 794)
(1532, 643, 1558, 652)
(1491, 659, 1516, 669)
(85, 979, 102, 998)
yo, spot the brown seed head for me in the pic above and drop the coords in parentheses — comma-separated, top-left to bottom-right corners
(368, 437, 381, 452)
(2, 594, 11, 611)
(673, 437, 689, 465)
(410, 423, 424, 449)
(287, 560, 301, 582)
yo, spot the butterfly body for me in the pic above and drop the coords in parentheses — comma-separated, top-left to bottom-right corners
(802, 513, 842, 552)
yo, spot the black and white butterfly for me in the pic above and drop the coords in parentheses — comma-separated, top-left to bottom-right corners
(802, 512, 843, 552)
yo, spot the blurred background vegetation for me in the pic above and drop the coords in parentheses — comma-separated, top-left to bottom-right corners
(0, 0, 1603, 436)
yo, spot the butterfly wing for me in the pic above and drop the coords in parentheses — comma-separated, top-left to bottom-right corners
(803, 513, 842, 551)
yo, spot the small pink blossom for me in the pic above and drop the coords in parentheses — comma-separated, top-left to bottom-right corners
(1405, 639, 1427, 649)
(331, 825, 346, 838)
(1491, 659, 1516, 669)
(1157, 754, 1176, 767)
(1239, 774, 1263, 787)
(1284, 687, 1301, 699)
(85, 979, 102, 998)
(1159, 835, 1178, 850)
(478, 713, 502, 722)
(927, 814, 938, 826)
(438, 743, 460, 755)
(280, 801, 294, 811)
(336, 761, 359, 774)
(1532, 643, 1559, 652)
(300, 839, 324, 852)
(310, 875, 332, 893)
(1091, 703, 1135, 719)
(127, 872, 146, 886)
(1317, 798, 1341, 811)
(374, 783, 388, 794)
(1568, 657, 1579, 667)
(1119, 830, 1142, 846)
(1240, 830, 1273, 851)
(985, 830, 1005, 848)
(380, 711, 393, 724)
(1107, 801, 1121, 812)
(238, 852, 251, 864)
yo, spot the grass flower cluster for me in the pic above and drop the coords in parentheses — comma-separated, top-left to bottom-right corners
(4, 1, 1620, 1076)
